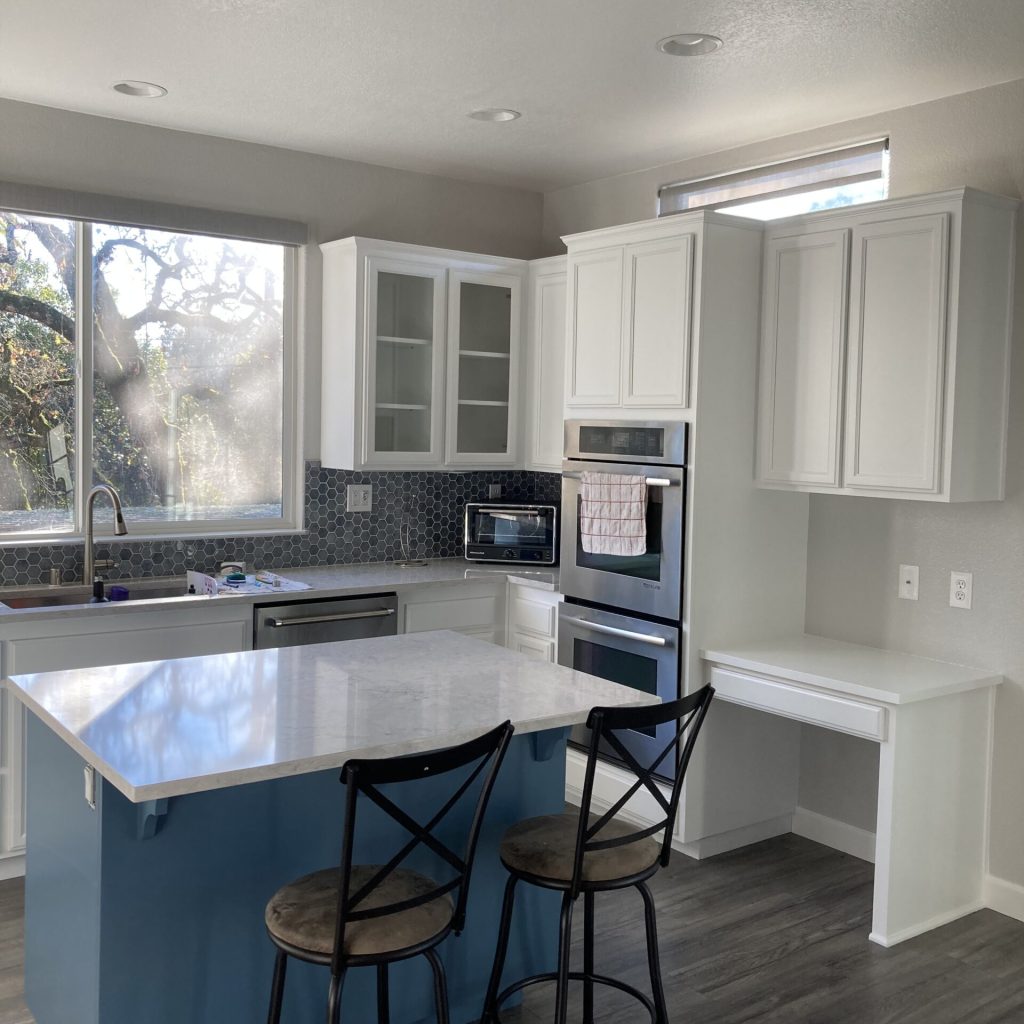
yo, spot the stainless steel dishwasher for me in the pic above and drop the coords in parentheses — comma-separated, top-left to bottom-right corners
(254, 593, 398, 649)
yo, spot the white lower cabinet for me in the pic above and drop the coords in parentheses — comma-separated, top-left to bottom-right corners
(399, 583, 506, 645)
(0, 603, 253, 860)
(505, 583, 561, 663)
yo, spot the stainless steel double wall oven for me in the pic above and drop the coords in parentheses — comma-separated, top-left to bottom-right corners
(558, 420, 688, 780)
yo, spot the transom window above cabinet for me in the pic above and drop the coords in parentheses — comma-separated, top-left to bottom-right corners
(320, 238, 524, 471)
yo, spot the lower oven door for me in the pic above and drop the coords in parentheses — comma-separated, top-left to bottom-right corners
(557, 602, 681, 780)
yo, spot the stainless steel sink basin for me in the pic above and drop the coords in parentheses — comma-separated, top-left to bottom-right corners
(0, 577, 190, 610)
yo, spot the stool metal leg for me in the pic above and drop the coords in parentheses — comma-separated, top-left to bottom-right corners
(638, 882, 668, 1024)
(377, 963, 390, 1024)
(482, 873, 519, 1022)
(553, 892, 575, 1024)
(327, 968, 347, 1024)
(583, 890, 595, 1024)
(267, 949, 288, 1024)
(425, 948, 450, 1024)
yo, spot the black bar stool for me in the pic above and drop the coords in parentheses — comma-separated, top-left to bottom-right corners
(481, 686, 714, 1024)
(264, 720, 514, 1024)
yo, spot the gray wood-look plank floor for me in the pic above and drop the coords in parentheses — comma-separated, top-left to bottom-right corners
(2, 835, 1023, 1023)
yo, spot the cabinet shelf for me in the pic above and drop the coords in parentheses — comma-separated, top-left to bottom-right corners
(377, 403, 429, 411)
(460, 350, 511, 359)
(377, 335, 431, 346)
(458, 400, 509, 407)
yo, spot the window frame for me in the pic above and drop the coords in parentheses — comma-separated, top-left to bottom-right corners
(657, 138, 890, 220)
(2, 217, 304, 545)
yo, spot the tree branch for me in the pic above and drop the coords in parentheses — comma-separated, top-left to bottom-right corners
(0, 290, 75, 342)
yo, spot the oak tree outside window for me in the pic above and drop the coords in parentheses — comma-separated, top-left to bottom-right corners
(0, 209, 300, 539)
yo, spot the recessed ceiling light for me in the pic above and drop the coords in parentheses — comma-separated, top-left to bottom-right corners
(112, 81, 168, 98)
(656, 33, 724, 57)
(468, 108, 521, 123)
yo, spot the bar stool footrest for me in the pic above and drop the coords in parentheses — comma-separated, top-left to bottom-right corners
(490, 969, 656, 1023)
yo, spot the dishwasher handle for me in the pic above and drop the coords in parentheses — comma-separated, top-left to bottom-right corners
(268, 608, 396, 628)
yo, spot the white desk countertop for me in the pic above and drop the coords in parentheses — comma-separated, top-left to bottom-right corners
(4, 630, 649, 804)
(702, 634, 1002, 705)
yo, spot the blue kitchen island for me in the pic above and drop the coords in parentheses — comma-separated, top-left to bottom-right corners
(6, 629, 656, 1024)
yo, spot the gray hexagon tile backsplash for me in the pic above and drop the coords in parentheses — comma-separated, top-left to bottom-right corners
(0, 466, 563, 588)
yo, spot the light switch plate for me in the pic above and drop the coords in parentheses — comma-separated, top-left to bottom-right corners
(346, 484, 373, 513)
(949, 570, 973, 610)
(898, 564, 919, 601)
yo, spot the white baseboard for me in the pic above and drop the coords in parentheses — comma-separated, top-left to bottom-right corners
(869, 900, 985, 947)
(0, 854, 24, 881)
(792, 806, 876, 864)
(676, 815, 793, 860)
(984, 873, 1024, 925)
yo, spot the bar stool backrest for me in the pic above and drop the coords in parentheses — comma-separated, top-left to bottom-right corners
(570, 685, 715, 898)
(332, 720, 514, 970)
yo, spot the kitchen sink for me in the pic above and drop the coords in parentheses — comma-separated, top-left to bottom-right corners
(0, 577, 191, 610)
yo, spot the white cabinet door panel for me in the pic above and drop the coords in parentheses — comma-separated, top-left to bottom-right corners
(527, 266, 567, 471)
(845, 214, 949, 493)
(623, 236, 693, 408)
(757, 229, 849, 487)
(566, 249, 623, 406)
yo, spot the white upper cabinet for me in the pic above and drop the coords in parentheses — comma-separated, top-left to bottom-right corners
(566, 248, 623, 407)
(844, 213, 949, 493)
(524, 258, 567, 472)
(563, 218, 699, 417)
(757, 229, 849, 488)
(365, 258, 447, 466)
(320, 237, 525, 471)
(755, 189, 1016, 502)
(446, 269, 521, 465)
(622, 235, 693, 408)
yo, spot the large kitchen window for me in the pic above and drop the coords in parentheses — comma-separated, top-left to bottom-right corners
(658, 139, 889, 220)
(0, 209, 301, 539)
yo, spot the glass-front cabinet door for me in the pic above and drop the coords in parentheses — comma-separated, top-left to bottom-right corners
(364, 258, 447, 465)
(446, 270, 521, 465)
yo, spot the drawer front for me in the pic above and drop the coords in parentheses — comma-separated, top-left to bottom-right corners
(708, 666, 887, 742)
(404, 595, 500, 633)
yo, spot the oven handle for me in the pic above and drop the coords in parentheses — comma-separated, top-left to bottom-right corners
(268, 609, 396, 628)
(560, 614, 670, 647)
(562, 473, 675, 487)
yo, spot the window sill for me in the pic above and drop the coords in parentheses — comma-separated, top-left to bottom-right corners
(0, 524, 308, 548)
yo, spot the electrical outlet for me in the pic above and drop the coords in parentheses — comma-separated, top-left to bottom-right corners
(346, 484, 373, 513)
(898, 564, 919, 601)
(949, 570, 973, 610)
(488, 483, 503, 499)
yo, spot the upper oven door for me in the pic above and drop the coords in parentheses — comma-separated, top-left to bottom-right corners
(559, 459, 684, 620)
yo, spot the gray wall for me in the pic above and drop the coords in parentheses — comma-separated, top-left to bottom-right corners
(0, 97, 545, 460)
(544, 76, 1024, 887)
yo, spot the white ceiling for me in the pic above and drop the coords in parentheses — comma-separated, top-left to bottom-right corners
(2, 0, 1024, 192)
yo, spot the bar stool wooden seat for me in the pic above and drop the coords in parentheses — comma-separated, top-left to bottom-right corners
(264, 720, 514, 1024)
(481, 686, 714, 1024)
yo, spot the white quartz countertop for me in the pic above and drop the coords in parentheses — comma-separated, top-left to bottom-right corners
(0, 559, 559, 621)
(5, 630, 648, 803)
(701, 634, 1002, 705)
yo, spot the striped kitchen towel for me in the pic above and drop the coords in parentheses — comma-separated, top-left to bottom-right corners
(579, 471, 648, 556)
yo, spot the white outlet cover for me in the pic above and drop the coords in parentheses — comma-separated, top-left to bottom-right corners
(898, 564, 919, 601)
(949, 570, 973, 610)
(346, 484, 373, 513)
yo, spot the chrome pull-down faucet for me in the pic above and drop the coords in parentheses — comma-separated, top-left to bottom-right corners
(84, 485, 128, 583)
